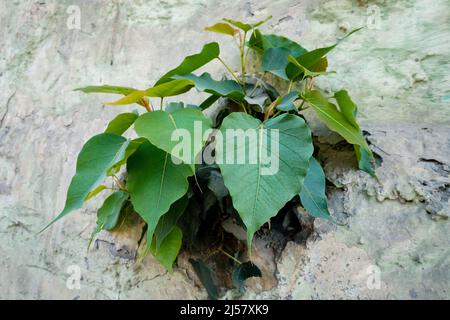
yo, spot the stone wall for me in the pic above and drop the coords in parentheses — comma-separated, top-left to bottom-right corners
(0, 0, 449, 299)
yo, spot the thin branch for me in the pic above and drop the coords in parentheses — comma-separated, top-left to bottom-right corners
(217, 57, 241, 84)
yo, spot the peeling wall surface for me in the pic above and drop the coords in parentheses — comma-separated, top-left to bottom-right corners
(0, 0, 449, 299)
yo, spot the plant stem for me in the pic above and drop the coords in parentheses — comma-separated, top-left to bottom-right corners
(287, 80, 293, 93)
(140, 98, 152, 112)
(217, 57, 241, 84)
(160, 97, 164, 110)
(240, 31, 247, 94)
(220, 249, 241, 265)
(264, 97, 281, 120)
(113, 175, 126, 191)
(298, 99, 306, 111)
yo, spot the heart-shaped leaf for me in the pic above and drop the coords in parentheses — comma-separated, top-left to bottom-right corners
(127, 141, 192, 255)
(134, 108, 212, 167)
(303, 90, 371, 153)
(155, 42, 220, 85)
(41, 133, 130, 231)
(216, 113, 313, 249)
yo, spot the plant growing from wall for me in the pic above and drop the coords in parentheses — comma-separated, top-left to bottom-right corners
(42, 17, 375, 297)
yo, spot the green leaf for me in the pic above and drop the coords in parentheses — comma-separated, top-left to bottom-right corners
(259, 34, 307, 56)
(155, 42, 220, 85)
(165, 102, 185, 113)
(232, 262, 262, 292)
(223, 18, 252, 32)
(89, 191, 129, 245)
(276, 91, 300, 111)
(84, 185, 107, 201)
(151, 226, 183, 272)
(74, 85, 137, 95)
(355, 145, 375, 176)
(216, 113, 313, 249)
(334, 90, 375, 176)
(105, 112, 139, 135)
(261, 47, 291, 80)
(302, 90, 371, 153)
(199, 95, 220, 110)
(107, 138, 146, 176)
(287, 55, 335, 79)
(175, 73, 245, 101)
(300, 158, 334, 221)
(205, 22, 238, 36)
(98, 191, 129, 230)
(134, 108, 212, 167)
(105, 79, 195, 106)
(189, 259, 219, 300)
(223, 16, 272, 32)
(334, 89, 359, 128)
(41, 134, 130, 232)
(127, 141, 192, 255)
(286, 28, 362, 80)
(252, 16, 272, 28)
(248, 29, 264, 52)
(88, 193, 129, 249)
(154, 194, 188, 249)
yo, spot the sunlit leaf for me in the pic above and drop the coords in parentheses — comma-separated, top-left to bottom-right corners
(155, 42, 220, 85)
(105, 79, 195, 106)
(205, 22, 238, 36)
(74, 85, 138, 95)
(84, 185, 107, 201)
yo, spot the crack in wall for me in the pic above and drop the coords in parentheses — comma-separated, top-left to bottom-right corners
(0, 91, 16, 128)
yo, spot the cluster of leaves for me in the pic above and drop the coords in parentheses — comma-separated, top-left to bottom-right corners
(42, 17, 375, 296)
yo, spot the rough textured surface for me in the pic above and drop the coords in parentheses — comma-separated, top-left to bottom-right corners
(0, 0, 449, 299)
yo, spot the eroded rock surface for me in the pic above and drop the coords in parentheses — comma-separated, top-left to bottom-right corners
(0, 0, 449, 299)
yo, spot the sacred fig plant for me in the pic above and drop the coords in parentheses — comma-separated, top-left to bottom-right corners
(42, 17, 375, 297)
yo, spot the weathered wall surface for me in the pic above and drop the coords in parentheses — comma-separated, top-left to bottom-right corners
(0, 0, 449, 299)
